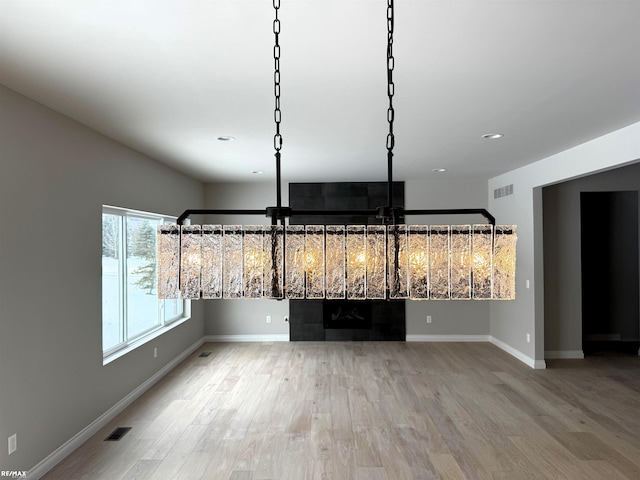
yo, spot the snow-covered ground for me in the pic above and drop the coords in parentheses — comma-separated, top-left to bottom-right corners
(102, 256, 169, 351)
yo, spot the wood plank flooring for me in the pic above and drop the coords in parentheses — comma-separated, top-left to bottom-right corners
(43, 342, 640, 479)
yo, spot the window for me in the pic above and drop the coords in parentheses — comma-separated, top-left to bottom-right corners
(102, 206, 188, 361)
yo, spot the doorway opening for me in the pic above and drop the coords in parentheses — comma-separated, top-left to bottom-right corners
(581, 191, 639, 356)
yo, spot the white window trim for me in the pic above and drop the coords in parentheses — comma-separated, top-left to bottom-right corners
(102, 205, 191, 365)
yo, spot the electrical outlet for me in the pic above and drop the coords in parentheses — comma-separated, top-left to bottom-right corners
(8, 433, 17, 455)
(266, 315, 272, 324)
(284, 315, 289, 323)
(526, 333, 531, 343)
(526, 280, 530, 289)
(153, 347, 158, 358)
(427, 315, 432, 323)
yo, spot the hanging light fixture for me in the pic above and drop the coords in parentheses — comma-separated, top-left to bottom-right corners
(157, 0, 517, 301)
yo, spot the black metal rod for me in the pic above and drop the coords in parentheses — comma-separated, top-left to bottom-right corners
(178, 208, 496, 225)
(404, 209, 495, 226)
(177, 209, 266, 225)
(275, 151, 282, 209)
(387, 151, 393, 209)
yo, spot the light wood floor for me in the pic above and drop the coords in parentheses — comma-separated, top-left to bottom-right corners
(44, 342, 640, 480)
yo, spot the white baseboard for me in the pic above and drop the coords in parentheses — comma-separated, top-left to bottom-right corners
(407, 334, 546, 369)
(203, 334, 290, 343)
(490, 336, 546, 369)
(27, 338, 205, 480)
(406, 334, 491, 342)
(545, 350, 585, 359)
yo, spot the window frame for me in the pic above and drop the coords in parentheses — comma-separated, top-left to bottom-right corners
(102, 205, 190, 364)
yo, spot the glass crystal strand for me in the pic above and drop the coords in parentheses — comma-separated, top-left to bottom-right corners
(450, 225, 471, 300)
(223, 225, 243, 298)
(264, 225, 284, 299)
(325, 225, 346, 299)
(157, 225, 180, 299)
(305, 225, 325, 299)
(346, 225, 366, 299)
(180, 225, 202, 299)
(285, 225, 305, 299)
(493, 225, 517, 299)
(201, 225, 223, 299)
(429, 226, 450, 300)
(388, 225, 409, 299)
(408, 225, 429, 299)
(472, 224, 493, 299)
(366, 225, 387, 299)
(243, 226, 264, 298)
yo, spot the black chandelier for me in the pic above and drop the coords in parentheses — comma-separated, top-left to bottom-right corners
(157, 0, 517, 301)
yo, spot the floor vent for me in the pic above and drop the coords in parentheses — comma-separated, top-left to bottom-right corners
(104, 427, 132, 442)
(494, 184, 514, 199)
(198, 351, 211, 357)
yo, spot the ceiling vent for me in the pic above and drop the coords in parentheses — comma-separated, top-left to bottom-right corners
(494, 184, 513, 199)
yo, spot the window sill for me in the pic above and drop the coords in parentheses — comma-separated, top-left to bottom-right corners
(103, 315, 191, 366)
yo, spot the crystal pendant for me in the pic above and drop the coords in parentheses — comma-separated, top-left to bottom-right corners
(388, 225, 409, 299)
(408, 225, 429, 300)
(201, 225, 223, 299)
(472, 224, 493, 299)
(285, 225, 305, 299)
(157, 225, 180, 299)
(325, 225, 346, 299)
(223, 225, 243, 298)
(429, 226, 450, 300)
(180, 225, 202, 299)
(450, 225, 471, 300)
(346, 225, 366, 299)
(493, 225, 517, 299)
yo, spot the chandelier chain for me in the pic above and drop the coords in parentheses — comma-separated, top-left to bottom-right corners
(386, 0, 394, 152)
(273, 0, 282, 152)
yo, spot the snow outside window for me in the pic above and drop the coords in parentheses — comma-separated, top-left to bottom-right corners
(102, 206, 188, 361)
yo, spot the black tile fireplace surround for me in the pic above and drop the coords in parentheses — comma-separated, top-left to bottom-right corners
(288, 181, 406, 341)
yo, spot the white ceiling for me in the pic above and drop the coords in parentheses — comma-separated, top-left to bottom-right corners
(1, 0, 639, 184)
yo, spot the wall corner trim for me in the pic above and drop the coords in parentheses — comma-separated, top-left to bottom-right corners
(26, 338, 205, 480)
(544, 350, 585, 359)
(490, 336, 546, 369)
(203, 334, 290, 343)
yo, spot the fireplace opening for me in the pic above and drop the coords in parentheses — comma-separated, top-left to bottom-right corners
(323, 300, 373, 329)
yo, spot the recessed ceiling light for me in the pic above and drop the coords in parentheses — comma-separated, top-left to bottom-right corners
(482, 133, 504, 139)
(252, 170, 264, 175)
(432, 168, 447, 173)
(217, 136, 236, 142)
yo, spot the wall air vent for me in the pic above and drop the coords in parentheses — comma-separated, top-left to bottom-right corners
(494, 184, 514, 199)
(104, 427, 131, 441)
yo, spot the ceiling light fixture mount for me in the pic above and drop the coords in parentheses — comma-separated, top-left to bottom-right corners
(157, 0, 517, 301)
(482, 133, 504, 139)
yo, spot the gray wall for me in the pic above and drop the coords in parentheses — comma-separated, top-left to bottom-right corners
(203, 182, 290, 336)
(0, 86, 205, 472)
(203, 177, 490, 337)
(543, 163, 640, 353)
(405, 178, 490, 336)
(488, 122, 640, 366)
